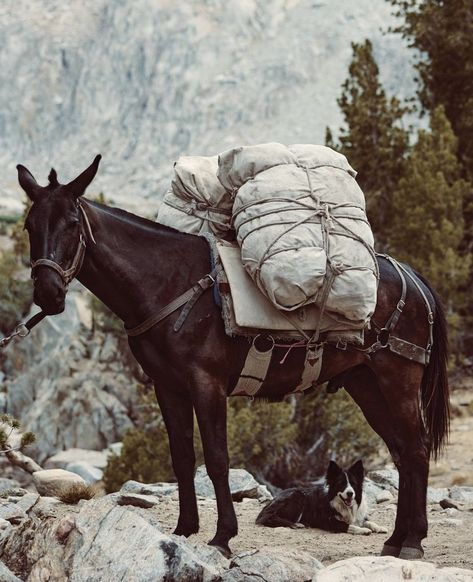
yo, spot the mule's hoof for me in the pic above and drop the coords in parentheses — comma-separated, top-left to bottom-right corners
(174, 525, 199, 537)
(380, 544, 401, 557)
(398, 546, 424, 560)
(208, 541, 232, 559)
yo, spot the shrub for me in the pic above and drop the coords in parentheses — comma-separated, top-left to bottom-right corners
(102, 383, 381, 492)
(56, 482, 101, 504)
(0, 248, 32, 334)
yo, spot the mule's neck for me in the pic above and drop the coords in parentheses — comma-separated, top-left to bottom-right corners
(76, 200, 210, 329)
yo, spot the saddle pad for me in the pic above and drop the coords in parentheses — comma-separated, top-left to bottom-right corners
(216, 241, 365, 343)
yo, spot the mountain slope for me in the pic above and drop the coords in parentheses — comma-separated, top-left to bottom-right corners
(0, 0, 415, 215)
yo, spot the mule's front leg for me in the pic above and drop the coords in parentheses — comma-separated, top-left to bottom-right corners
(155, 385, 199, 537)
(194, 383, 237, 557)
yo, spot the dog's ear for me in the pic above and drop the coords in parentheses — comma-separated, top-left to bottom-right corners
(348, 460, 364, 483)
(326, 460, 342, 485)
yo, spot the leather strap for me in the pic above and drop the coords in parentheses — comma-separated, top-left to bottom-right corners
(125, 269, 218, 337)
(354, 254, 433, 366)
(31, 232, 86, 286)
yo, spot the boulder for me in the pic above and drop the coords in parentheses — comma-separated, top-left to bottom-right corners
(45, 448, 109, 470)
(317, 556, 473, 581)
(194, 466, 273, 502)
(66, 462, 104, 484)
(367, 469, 399, 491)
(0, 493, 38, 525)
(107, 442, 123, 457)
(69, 497, 229, 581)
(223, 547, 323, 582)
(117, 494, 160, 509)
(0, 478, 20, 495)
(362, 478, 386, 508)
(33, 469, 86, 497)
(0, 561, 22, 582)
(120, 481, 178, 497)
(375, 490, 394, 504)
(427, 487, 450, 504)
(449, 486, 473, 504)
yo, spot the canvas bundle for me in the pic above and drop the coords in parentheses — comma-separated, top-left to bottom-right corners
(156, 155, 233, 236)
(157, 143, 378, 327)
(217, 143, 378, 324)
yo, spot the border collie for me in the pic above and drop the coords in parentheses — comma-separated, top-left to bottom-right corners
(256, 460, 387, 535)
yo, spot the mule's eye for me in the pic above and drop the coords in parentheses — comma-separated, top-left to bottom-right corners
(67, 218, 80, 228)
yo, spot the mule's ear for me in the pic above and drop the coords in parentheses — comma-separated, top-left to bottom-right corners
(326, 460, 341, 485)
(17, 165, 40, 201)
(67, 155, 102, 198)
(348, 460, 364, 482)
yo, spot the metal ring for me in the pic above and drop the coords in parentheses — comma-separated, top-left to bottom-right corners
(15, 324, 30, 338)
(252, 334, 275, 354)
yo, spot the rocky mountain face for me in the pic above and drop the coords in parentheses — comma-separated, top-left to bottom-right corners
(1, 0, 416, 217)
(0, 285, 141, 465)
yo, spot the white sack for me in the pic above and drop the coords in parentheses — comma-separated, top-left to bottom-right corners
(156, 155, 232, 236)
(218, 143, 378, 323)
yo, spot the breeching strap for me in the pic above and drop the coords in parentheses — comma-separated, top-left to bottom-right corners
(125, 268, 219, 337)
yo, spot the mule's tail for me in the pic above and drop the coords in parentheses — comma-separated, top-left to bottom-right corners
(418, 276, 450, 460)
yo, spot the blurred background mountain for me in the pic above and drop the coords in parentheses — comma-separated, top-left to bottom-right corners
(0, 0, 416, 216)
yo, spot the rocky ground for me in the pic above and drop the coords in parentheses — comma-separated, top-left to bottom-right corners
(1, 466, 473, 581)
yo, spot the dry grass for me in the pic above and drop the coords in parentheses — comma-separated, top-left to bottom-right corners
(55, 482, 102, 504)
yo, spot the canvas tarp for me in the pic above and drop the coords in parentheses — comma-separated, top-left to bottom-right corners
(156, 155, 233, 236)
(218, 143, 378, 324)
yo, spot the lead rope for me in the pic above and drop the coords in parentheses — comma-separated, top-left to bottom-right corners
(0, 311, 47, 349)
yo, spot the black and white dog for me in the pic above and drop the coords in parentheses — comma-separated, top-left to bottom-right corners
(256, 460, 387, 535)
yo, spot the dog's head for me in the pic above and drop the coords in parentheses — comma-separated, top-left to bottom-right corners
(326, 459, 364, 509)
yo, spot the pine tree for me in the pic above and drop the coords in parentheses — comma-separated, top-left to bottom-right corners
(390, 0, 473, 179)
(390, 0, 473, 333)
(328, 40, 410, 247)
(389, 106, 470, 308)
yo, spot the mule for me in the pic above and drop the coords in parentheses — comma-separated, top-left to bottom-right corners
(16, 156, 449, 560)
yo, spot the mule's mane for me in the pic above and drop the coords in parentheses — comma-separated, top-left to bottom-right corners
(84, 198, 193, 240)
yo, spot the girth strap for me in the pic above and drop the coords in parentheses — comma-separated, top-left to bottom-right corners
(125, 268, 218, 337)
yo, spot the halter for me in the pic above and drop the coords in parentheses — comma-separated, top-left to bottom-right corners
(30, 202, 93, 287)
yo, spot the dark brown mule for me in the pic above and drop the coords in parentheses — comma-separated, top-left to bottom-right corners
(17, 157, 449, 560)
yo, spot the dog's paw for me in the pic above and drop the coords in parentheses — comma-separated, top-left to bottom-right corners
(348, 525, 372, 535)
(291, 522, 305, 529)
(364, 521, 388, 534)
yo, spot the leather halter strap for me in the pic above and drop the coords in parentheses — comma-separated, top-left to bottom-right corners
(30, 202, 90, 286)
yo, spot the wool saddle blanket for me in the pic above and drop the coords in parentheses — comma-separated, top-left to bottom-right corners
(215, 239, 364, 345)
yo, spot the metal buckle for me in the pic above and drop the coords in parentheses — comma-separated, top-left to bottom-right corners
(396, 300, 406, 312)
(377, 328, 390, 347)
(335, 339, 348, 351)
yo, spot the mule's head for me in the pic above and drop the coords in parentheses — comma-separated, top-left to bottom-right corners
(17, 155, 101, 315)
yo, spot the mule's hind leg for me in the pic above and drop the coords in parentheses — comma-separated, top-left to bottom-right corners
(375, 360, 429, 559)
(193, 373, 238, 557)
(344, 366, 410, 557)
(154, 385, 199, 537)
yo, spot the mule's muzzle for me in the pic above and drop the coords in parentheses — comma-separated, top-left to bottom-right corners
(33, 268, 66, 315)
